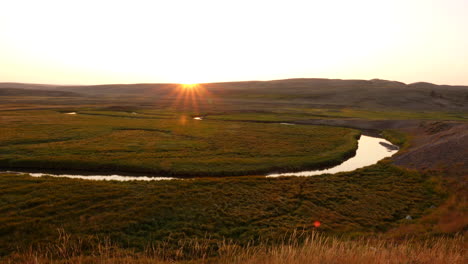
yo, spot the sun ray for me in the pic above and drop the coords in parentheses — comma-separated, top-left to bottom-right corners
(168, 83, 214, 111)
(163, 83, 222, 118)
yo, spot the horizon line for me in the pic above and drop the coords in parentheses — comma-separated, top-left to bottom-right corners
(1, 77, 468, 87)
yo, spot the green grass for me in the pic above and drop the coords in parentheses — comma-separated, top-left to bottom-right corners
(0, 109, 360, 176)
(205, 108, 468, 121)
(0, 163, 442, 257)
(381, 129, 410, 150)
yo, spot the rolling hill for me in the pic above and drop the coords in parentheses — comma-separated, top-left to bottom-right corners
(1, 78, 467, 111)
(0, 87, 81, 97)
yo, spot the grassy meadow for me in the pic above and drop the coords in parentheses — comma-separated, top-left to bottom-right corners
(0, 163, 443, 259)
(0, 109, 360, 176)
(204, 108, 468, 122)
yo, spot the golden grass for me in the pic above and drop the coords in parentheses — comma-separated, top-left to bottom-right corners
(225, 234, 466, 264)
(5, 231, 465, 264)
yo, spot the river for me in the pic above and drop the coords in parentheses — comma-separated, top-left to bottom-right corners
(2, 135, 398, 181)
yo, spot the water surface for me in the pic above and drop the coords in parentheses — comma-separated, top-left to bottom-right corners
(267, 135, 398, 177)
(25, 172, 175, 181)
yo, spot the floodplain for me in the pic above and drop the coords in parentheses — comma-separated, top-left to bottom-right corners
(0, 79, 466, 263)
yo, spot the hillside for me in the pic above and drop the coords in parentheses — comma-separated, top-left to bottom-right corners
(0, 88, 81, 97)
(1, 78, 467, 111)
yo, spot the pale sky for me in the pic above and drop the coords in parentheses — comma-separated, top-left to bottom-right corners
(1, 0, 467, 85)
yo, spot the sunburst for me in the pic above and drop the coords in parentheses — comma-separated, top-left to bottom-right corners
(165, 83, 218, 116)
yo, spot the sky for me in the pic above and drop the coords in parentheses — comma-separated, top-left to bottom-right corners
(1, 0, 467, 85)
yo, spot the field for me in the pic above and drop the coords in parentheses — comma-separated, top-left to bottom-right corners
(0, 109, 360, 176)
(0, 163, 443, 258)
(0, 79, 467, 263)
(204, 108, 468, 122)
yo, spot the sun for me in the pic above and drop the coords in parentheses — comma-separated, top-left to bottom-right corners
(180, 83, 199, 90)
(165, 83, 218, 113)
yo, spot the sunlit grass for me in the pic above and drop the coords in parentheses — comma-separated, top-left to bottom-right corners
(5, 230, 463, 264)
(0, 109, 359, 176)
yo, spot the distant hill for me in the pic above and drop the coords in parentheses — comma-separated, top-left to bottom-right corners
(0, 83, 58, 89)
(203, 78, 468, 111)
(0, 87, 81, 97)
(1, 78, 467, 110)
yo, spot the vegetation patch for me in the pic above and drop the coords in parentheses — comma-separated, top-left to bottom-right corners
(0, 163, 442, 258)
(206, 109, 468, 122)
(381, 129, 410, 150)
(0, 110, 360, 176)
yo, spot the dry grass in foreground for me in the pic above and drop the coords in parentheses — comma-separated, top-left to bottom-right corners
(4, 231, 465, 264)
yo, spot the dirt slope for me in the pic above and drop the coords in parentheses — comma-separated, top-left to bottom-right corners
(393, 122, 468, 173)
(296, 119, 468, 173)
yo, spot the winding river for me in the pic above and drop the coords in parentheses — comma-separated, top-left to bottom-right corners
(2, 135, 398, 181)
(267, 135, 398, 177)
